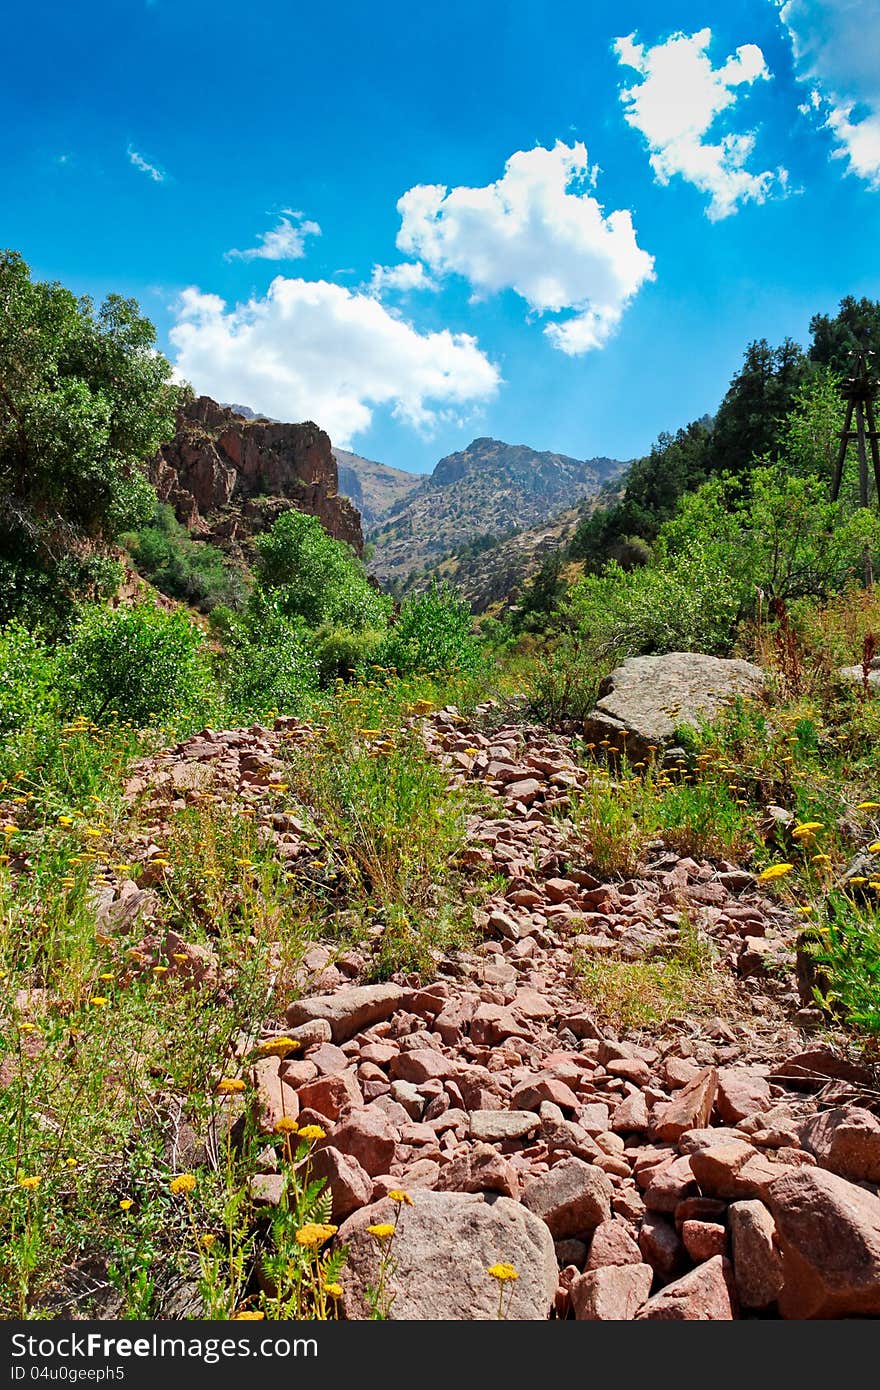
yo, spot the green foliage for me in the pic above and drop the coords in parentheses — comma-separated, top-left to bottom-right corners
(57, 603, 213, 726)
(0, 624, 57, 736)
(122, 504, 246, 613)
(219, 599, 320, 721)
(513, 553, 568, 632)
(708, 337, 809, 476)
(373, 582, 482, 677)
(254, 508, 391, 631)
(808, 894, 880, 1035)
(0, 250, 178, 630)
(810, 295, 880, 373)
(312, 624, 385, 684)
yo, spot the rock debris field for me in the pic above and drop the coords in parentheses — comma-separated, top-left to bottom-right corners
(106, 704, 880, 1320)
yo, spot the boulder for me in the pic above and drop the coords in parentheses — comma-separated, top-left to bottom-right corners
(635, 1255, 737, 1320)
(571, 1263, 654, 1320)
(728, 1200, 784, 1309)
(522, 1157, 612, 1239)
(768, 1167, 880, 1318)
(286, 983, 406, 1043)
(583, 653, 765, 760)
(336, 1191, 557, 1320)
(797, 1106, 880, 1184)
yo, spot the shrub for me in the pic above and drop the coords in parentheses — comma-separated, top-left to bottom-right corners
(220, 601, 320, 720)
(0, 624, 57, 735)
(57, 602, 213, 726)
(373, 582, 482, 677)
(254, 509, 391, 631)
(312, 624, 385, 684)
(122, 504, 246, 612)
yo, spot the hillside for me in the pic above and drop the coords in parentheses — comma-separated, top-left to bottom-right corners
(333, 447, 421, 528)
(367, 436, 625, 589)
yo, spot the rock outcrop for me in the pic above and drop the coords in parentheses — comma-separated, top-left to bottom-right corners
(151, 396, 363, 554)
(583, 653, 766, 762)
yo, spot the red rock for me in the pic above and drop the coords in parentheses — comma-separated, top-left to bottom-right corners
(682, 1219, 728, 1262)
(522, 1157, 613, 1238)
(689, 1141, 779, 1200)
(286, 983, 406, 1043)
(544, 878, 579, 903)
(325, 1106, 398, 1176)
(578, 1102, 611, 1134)
(586, 1218, 643, 1270)
(307, 1042, 350, 1075)
(435, 1142, 519, 1200)
(660, 1055, 703, 1089)
(715, 1067, 773, 1124)
(607, 1057, 653, 1087)
(611, 1088, 651, 1134)
(308, 1146, 372, 1221)
(728, 1200, 784, 1309)
(389, 1049, 454, 1084)
(469, 1004, 525, 1046)
(503, 778, 543, 805)
(251, 1057, 296, 1134)
(768, 1167, 880, 1318)
(643, 1155, 698, 1213)
(279, 1059, 318, 1088)
(511, 1075, 580, 1113)
(797, 1106, 880, 1184)
(297, 1071, 362, 1121)
(511, 988, 556, 1020)
(636, 1255, 737, 1320)
(638, 1212, 685, 1281)
(652, 1067, 717, 1141)
(571, 1263, 653, 1320)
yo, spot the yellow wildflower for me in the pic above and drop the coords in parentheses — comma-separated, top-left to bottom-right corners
(274, 1116, 299, 1135)
(367, 1223, 396, 1242)
(233, 1310, 265, 1320)
(200, 1233, 217, 1248)
(324, 1282, 343, 1298)
(295, 1222, 337, 1248)
(119, 1198, 134, 1211)
(89, 996, 109, 1007)
(257, 1036, 301, 1057)
(17, 1175, 41, 1191)
(297, 1124, 326, 1142)
(791, 822, 824, 839)
(867, 841, 880, 853)
(757, 863, 794, 882)
(811, 854, 831, 864)
(487, 1263, 519, 1282)
(388, 1190, 413, 1206)
(216, 1078, 246, 1095)
(856, 802, 880, 811)
(169, 1173, 197, 1195)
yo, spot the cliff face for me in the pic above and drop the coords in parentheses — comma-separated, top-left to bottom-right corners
(151, 396, 364, 554)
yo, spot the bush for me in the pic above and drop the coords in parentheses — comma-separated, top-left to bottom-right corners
(373, 582, 482, 677)
(122, 504, 246, 613)
(0, 623, 57, 735)
(57, 603, 213, 726)
(254, 509, 391, 631)
(312, 624, 385, 684)
(220, 601, 320, 721)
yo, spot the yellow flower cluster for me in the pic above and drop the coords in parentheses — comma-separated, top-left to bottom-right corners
(295, 1223, 338, 1248)
(169, 1173, 197, 1195)
(487, 1263, 518, 1282)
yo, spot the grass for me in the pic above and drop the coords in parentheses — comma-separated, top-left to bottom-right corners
(575, 918, 735, 1031)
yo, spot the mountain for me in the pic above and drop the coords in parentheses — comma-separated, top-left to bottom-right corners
(366, 436, 626, 589)
(152, 396, 363, 554)
(333, 448, 421, 528)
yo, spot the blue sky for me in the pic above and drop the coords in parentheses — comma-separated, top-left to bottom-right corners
(4, 0, 880, 472)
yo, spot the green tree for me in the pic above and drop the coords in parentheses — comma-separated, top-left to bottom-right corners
(810, 295, 880, 373)
(0, 250, 177, 629)
(253, 508, 391, 631)
(374, 582, 482, 676)
(708, 338, 810, 476)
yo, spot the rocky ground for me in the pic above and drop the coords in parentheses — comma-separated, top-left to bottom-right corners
(101, 704, 880, 1321)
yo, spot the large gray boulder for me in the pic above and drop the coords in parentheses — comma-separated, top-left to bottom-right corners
(336, 1190, 557, 1320)
(583, 653, 765, 762)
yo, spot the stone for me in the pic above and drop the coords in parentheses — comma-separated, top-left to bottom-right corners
(285, 984, 406, 1043)
(248, 1173, 286, 1208)
(307, 1147, 372, 1222)
(611, 1089, 651, 1133)
(511, 1075, 580, 1113)
(583, 653, 765, 761)
(297, 1071, 362, 1121)
(571, 1263, 654, 1321)
(638, 1212, 685, 1281)
(797, 1106, 880, 1184)
(435, 1142, 519, 1200)
(636, 1256, 737, 1320)
(643, 1155, 698, 1213)
(389, 1080, 423, 1120)
(586, 1218, 643, 1270)
(689, 1141, 779, 1201)
(728, 1200, 784, 1309)
(715, 1068, 773, 1124)
(652, 1068, 717, 1141)
(468, 1110, 540, 1143)
(389, 1049, 454, 1084)
(250, 1057, 295, 1134)
(326, 1107, 398, 1176)
(522, 1157, 612, 1239)
(337, 1191, 557, 1320)
(288, 1019, 333, 1046)
(768, 1167, 880, 1318)
(681, 1220, 728, 1262)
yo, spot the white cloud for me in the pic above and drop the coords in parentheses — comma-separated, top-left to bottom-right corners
(367, 261, 437, 295)
(169, 278, 500, 446)
(615, 28, 785, 219)
(226, 212, 321, 262)
(395, 141, 654, 355)
(777, 0, 880, 187)
(127, 145, 166, 182)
